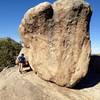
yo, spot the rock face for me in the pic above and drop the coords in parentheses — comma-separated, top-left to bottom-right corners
(0, 67, 100, 100)
(19, 0, 92, 87)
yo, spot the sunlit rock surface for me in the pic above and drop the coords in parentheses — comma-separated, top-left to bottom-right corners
(19, 0, 92, 87)
(0, 66, 100, 100)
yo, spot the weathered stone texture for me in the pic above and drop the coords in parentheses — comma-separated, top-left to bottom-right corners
(19, 0, 92, 87)
(0, 67, 100, 100)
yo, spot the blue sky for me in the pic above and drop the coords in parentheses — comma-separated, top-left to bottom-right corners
(0, 0, 99, 54)
(87, 0, 100, 54)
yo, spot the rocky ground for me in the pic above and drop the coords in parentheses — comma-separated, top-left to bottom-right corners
(0, 58, 100, 100)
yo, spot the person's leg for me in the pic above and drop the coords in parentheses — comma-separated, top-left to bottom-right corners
(20, 63, 23, 72)
(19, 63, 21, 72)
(19, 63, 23, 74)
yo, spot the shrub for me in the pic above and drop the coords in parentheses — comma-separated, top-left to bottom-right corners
(0, 37, 22, 71)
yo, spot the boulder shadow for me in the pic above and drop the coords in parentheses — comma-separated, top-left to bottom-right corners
(23, 63, 32, 72)
(73, 55, 100, 89)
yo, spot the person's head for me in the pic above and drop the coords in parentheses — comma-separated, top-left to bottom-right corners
(21, 53, 24, 56)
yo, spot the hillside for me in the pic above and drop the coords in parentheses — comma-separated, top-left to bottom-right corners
(0, 37, 22, 71)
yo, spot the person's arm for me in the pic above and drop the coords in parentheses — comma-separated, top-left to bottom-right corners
(25, 57, 29, 65)
(15, 56, 20, 65)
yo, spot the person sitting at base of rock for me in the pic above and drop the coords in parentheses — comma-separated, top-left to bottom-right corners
(18, 53, 26, 74)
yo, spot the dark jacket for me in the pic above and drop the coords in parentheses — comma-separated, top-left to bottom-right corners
(18, 56, 26, 63)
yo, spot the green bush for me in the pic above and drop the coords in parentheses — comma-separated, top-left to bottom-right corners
(0, 37, 22, 71)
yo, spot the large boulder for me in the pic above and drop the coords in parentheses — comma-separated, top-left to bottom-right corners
(19, 0, 92, 87)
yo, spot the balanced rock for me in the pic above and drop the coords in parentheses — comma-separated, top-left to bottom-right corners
(19, 0, 92, 87)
